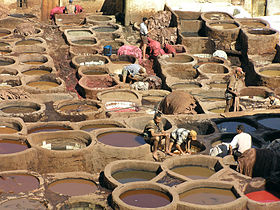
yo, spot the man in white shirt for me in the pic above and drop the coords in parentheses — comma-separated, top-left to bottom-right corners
(229, 124, 252, 160)
(140, 17, 149, 60)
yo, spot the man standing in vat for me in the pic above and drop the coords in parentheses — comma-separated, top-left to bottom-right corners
(224, 67, 245, 112)
(143, 112, 172, 161)
(229, 124, 252, 160)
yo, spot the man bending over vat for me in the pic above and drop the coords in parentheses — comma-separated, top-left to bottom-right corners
(143, 112, 172, 161)
(229, 124, 252, 160)
(122, 64, 147, 84)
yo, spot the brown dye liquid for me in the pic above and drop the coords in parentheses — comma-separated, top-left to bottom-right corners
(210, 107, 225, 113)
(120, 189, 171, 208)
(0, 140, 28, 154)
(81, 124, 120, 132)
(0, 126, 19, 134)
(1, 106, 38, 113)
(59, 104, 98, 112)
(97, 131, 146, 147)
(260, 70, 280, 77)
(171, 166, 215, 179)
(111, 60, 132, 64)
(112, 170, 157, 184)
(22, 69, 51, 75)
(16, 40, 42, 45)
(172, 83, 201, 89)
(92, 27, 117, 32)
(180, 187, 236, 205)
(28, 126, 71, 134)
(23, 61, 45, 65)
(72, 40, 96, 45)
(0, 174, 39, 193)
(209, 83, 227, 89)
(27, 81, 59, 90)
(67, 31, 93, 36)
(0, 198, 46, 210)
(48, 178, 97, 196)
(211, 23, 238, 29)
(0, 32, 9, 37)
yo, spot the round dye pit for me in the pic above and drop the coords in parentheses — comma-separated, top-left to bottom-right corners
(248, 29, 277, 36)
(164, 54, 194, 63)
(171, 165, 215, 180)
(209, 82, 227, 89)
(15, 39, 43, 46)
(199, 63, 229, 74)
(0, 198, 47, 210)
(120, 189, 171, 208)
(216, 120, 257, 133)
(165, 66, 198, 79)
(88, 15, 113, 22)
(0, 49, 12, 55)
(73, 55, 109, 67)
(0, 68, 18, 76)
(78, 66, 108, 77)
(210, 22, 239, 29)
(98, 89, 139, 102)
(0, 29, 11, 38)
(0, 57, 15, 66)
(81, 124, 121, 132)
(171, 82, 202, 90)
(180, 187, 237, 205)
(39, 136, 89, 150)
(203, 12, 233, 21)
(142, 96, 162, 107)
(0, 122, 22, 134)
(97, 131, 145, 147)
(66, 30, 93, 37)
(238, 20, 268, 29)
(1, 106, 39, 114)
(257, 117, 280, 130)
(0, 139, 29, 154)
(100, 40, 124, 52)
(59, 104, 99, 113)
(109, 54, 136, 65)
(0, 42, 10, 47)
(28, 126, 72, 134)
(112, 169, 157, 184)
(259, 68, 280, 77)
(0, 174, 39, 193)
(92, 26, 119, 33)
(48, 178, 97, 196)
(22, 67, 53, 76)
(15, 45, 47, 54)
(27, 81, 60, 90)
(71, 39, 97, 45)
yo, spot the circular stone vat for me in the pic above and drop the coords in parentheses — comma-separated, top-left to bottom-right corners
(0, 57, 15, 66)
(20, 54, 48, 65)
(0, 119, 24, 134)
(86, 15, 115, 25)
(71, 38, 97, 46)
(27, 122, 73, 134)
(78, 66, 109, 78)
(248, 28, 277, 36)
(0, 68, 18, 76)
(163, 155, 224, 181)
(0, 28, 11, 38)
(0, 198, 47, 210)
(66, 29, 94, 37)
(104, 101, 139, 112)
(59, 202, 104, 210)
(28, 130, 92, 151)
(190, 89, 225, 102)
(0, 173, 39, 193)
(202, 12, 233, 22)
(112, 182, 178, 209)
(164, 54, 195, 64)
(15, 45, 47, 54)
(15, 39, 43, 46)
(176, 120, 215, 135)
(198, 63, 230, 74)
(257, 115, 280, 130)
(97, 130, 145, 147)
(209, 22, 239, 29)
(170, 81, 202, 90)
(22, 66, 54, 76)
(0, 49, 12, 55)
(177, 181, 246, 209)
(109, 54, 136, 65)
(164, 66, 199, 79)
(214, 118, 257, 133)
(0, 42, 10, 47)
(256, 64, 280, 89)
(48, 178, 97, 196)
(259, 66, 280, 77)
(72, 55, 110, 68)
(237, 18, 269, 29)
(104, 160, 161, 189)
(92, 24, 120, 33)
(97, 89, 140, 103)
(78, 119, 125, 132)
(0, 138, 30, 154)
(141, 90, 170, 107)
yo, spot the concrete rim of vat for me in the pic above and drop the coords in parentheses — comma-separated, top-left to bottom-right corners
(53, 99, 105, 119)
(0, 100, 46, 122)
(20, 66, 57, 76)
(15, 37, 46, 46)
(124, 115, 176, 134)
(76, 119, 126, 132)
(0, 68, 18, 76)
(112, 182, 179, 210)
(71, 54, 110, 69)
(0, 117, 27, 135)
(246, 28, 279, 36)
(21, 74, 66, 94)
(139, 89, 170, 102)
(235, 18, 270, 29)
(176, 180, 247, 210)
(103, 159, 163, 190)
(18, 53, 53, 67)
(201, 11, 234, 22)
(198, 63, 231, 75)
(163, 65, 200, 81)
(77, 65, 109, 79)
(69, 45, 100, 57)
(256, 64, 280, 78)
(67, 36, 99, 48)
(64, 28, 94, 38)
(0, 56, 18, 67)
(27, 130, 96, 152)
(239, 86, 271, 103)
(26, 121, 74, 134)
(97, 89, 142, 104)
(14, 45, 47, 54)
(86, 14, 116, 25)
(162, 155, 226, 182)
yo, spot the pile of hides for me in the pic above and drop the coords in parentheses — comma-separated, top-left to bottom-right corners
(0, 88, 30, 100)
(117, 45, 142, 61)
(158, 91, 197, 115)
(147, 37, 165, 57)
(148, 11, 177, 44)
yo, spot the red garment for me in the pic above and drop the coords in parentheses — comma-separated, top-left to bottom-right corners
(147, 37, 165, 57)
(50, 6, 65, 20)
(75, 5, 83, 13)
(246, 190, 280, 203)
(117, 45, 142, 61)
(164, 43, 176, 55)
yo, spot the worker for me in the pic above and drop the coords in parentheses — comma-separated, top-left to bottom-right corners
(143, 112, 172, 161)
(266, 92, 280, 108)
(122, 64, 146, 84)
(167, 128, 198, 155)
(225, 67, 245, 112)
(229, 124, 252, 160)
(49, 6, 67, 21)
(140, 17, 153, 60)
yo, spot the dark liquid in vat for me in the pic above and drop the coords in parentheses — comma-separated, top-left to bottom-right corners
(258, 118, 280, 130)
(0, 32, 9, 37)
(98, 131, 145, 147)
(217, 121, 256, 133)
(171, 166, 215, 179)
(180, 187, 236, 205)
(72, 40, 96, 45)
(28, 126, 71, 134)
(120, 189, 171, 208)
(0, 140, 28, 154)
(1, 106, 38, 113)
(0, 174, 39, 193)
(0, 60, 13, 66)
(112, 170, 157, 183)
(81, 124, 119, 132)
(48, 179, 97, 196)
(0, 126, 19, 134)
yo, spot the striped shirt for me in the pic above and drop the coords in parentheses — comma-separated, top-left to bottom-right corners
(171, 128, 190, 146)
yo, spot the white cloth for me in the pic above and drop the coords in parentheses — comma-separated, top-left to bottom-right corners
(213, 50, 228, 60)
(140, 22, 148, 36)
(230, 132, 252, 153)
(171, 128, 190, 146)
